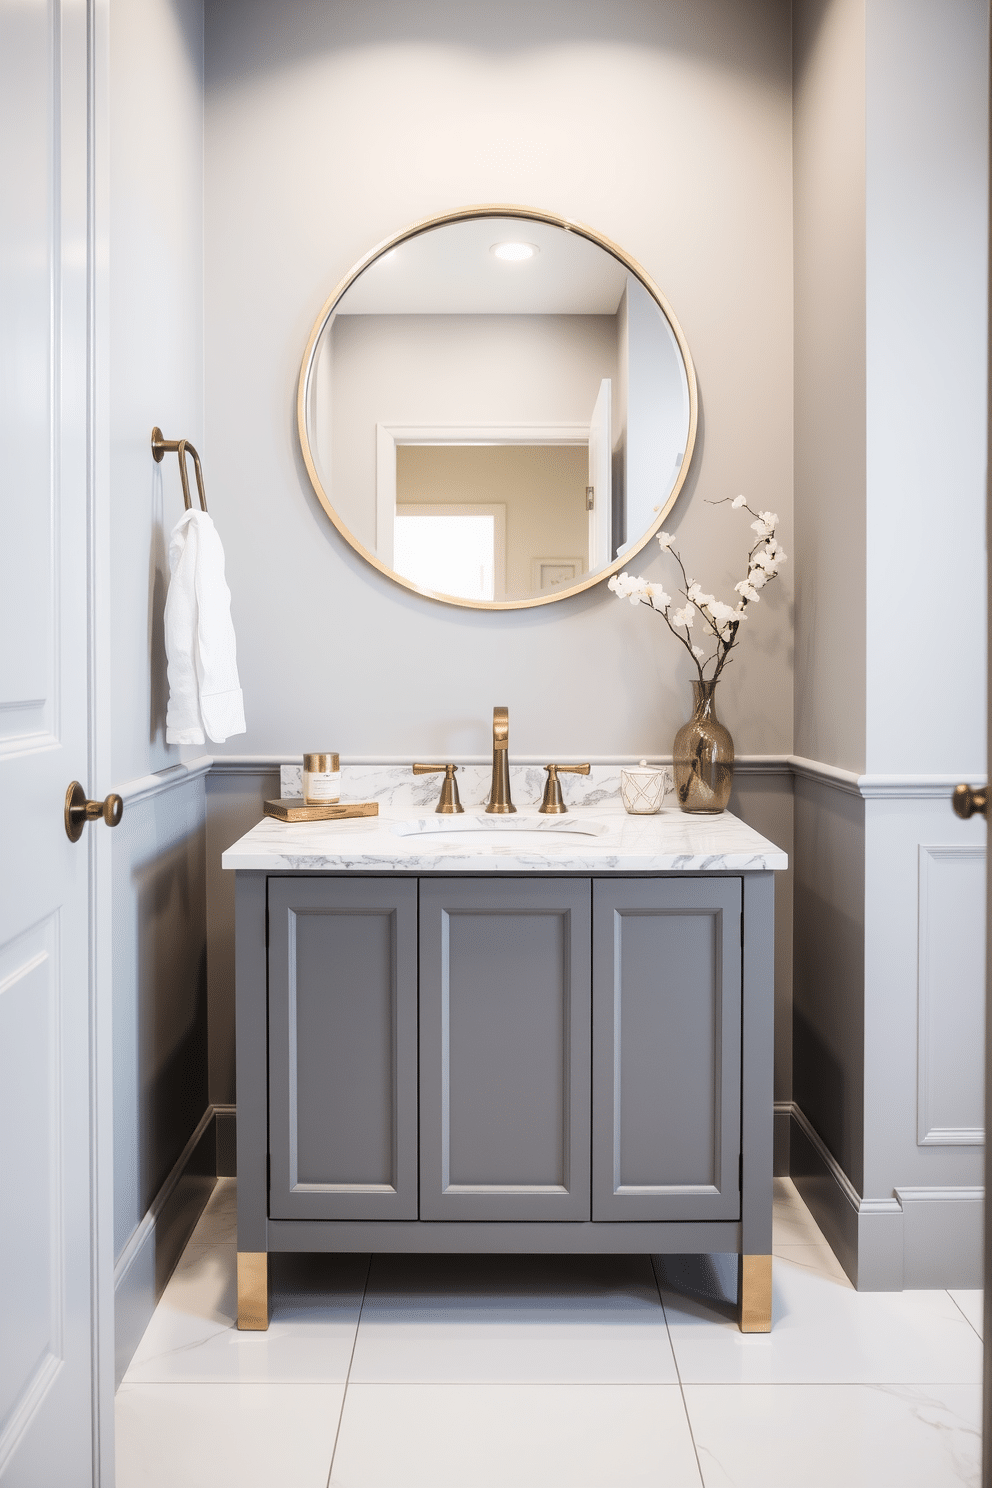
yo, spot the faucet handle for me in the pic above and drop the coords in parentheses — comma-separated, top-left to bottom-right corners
(412, 762, 464, 814)
(539, 762, 590, 815)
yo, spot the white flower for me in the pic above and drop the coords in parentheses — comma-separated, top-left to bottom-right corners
(692, 645, 706, 661)
(645, 584, 671, 610)
(735, 579, 761, 602)
(609, 572, 650, 601)
(747, 567, 769, 589)
(751, 518, 775, 538)
(707, 599, 738, 624)
(657, 531, 673, 551)
(759, 510, 779, 529)
(688, 582, 716, 608)
(671, 603, 695, 629)
(731, 494, 747, 509)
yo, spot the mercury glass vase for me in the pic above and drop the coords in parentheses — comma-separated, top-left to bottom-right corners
(673, 679, 734, 813)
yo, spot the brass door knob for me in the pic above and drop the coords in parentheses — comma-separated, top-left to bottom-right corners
(952, 783, 988, 820)
(64, 781, 124, 843)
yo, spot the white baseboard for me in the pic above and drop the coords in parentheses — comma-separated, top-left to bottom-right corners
(785, 1102, 983, 1290)
(113, 1105, 221, 1386)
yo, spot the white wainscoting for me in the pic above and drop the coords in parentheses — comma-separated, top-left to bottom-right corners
(917, 844, 986, 1147)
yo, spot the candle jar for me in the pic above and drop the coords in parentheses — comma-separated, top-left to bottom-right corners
(302, 753, 340, 804)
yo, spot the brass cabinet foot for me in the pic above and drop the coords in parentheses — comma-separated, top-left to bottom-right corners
(237, 1251, 270, 1330)
(738, 1253, 772, 1332)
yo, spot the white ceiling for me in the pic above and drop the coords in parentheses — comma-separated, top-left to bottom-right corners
(336, 216, 630, 316)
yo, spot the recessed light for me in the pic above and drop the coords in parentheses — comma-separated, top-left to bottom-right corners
(491, 242, 539, 262)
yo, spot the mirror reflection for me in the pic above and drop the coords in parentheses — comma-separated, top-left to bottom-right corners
(300, 211, 696, 608)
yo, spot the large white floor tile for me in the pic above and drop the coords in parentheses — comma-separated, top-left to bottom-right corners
(115, 1382, 344, 1488)
(771, 1176, 829, 1248)
(949, 1290, 983, 1340)
(657, 1252, 982, 1383)
(330, 1383, 702, 1488)
(772, 1242, 852, 1285)
(350, 1252, 678, 1383)
(682, 1383, 981, 1487)
(183, 1176, 237, 1251)
(124, 1247, 369, 1383)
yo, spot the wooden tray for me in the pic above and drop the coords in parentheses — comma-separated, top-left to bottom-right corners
(263, 798, 379, 823)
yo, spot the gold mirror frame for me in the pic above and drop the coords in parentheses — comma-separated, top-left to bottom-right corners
(297, 205, 698, 611)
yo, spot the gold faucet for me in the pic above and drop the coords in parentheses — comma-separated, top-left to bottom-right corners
(485, 706, 516, 814)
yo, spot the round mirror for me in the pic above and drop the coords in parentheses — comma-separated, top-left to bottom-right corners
(298, 207, 697, 610)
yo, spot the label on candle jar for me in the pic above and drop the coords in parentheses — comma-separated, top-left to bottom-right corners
(303, 770, 340, 803)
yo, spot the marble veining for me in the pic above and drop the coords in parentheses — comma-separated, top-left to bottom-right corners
(278, 762, 669, 813)
(222, 801, 787, 873)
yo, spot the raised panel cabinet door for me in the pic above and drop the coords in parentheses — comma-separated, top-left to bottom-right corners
(419, 878, 591, 1220)
(592, 877, 742, 1221)
(268, 877, 418, 1219)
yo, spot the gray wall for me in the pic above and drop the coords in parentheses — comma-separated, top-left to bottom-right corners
(109, 0, 209, 1297)
(202, 0, 795, 763)
(791, 0, 988, 1288)
(793, 0, 866, 775)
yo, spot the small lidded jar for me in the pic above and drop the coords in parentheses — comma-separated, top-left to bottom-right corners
(620, 760, 670, 815)
(302, 753, 340, 805)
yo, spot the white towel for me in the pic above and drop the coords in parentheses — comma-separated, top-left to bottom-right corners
(165, 508, 246, 745)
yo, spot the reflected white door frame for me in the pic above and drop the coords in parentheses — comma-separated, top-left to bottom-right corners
(375, 422, 588, 570)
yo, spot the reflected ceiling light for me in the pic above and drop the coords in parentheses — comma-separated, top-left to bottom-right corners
(490, 242, 539, 262)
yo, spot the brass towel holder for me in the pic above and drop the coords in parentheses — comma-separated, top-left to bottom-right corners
(151, 426, 208, 513)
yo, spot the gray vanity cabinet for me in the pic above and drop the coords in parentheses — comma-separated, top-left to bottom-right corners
(267, 877, 419, 1220)
(238, 865, 775, 1333)
(418, 878, 591, 1221)
(591, 878, 742, 1222)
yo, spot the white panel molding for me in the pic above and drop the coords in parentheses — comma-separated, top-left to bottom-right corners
(789, 1102, 868, 1213)
(917, 843, 986, 1147)
(121, 754, 978, 795)
(114, 756, 212, 805)
(113, 1104, 219, 1386)
(0, 916, 62, 1473)
(792, 755, 986, 799)
(112, 1104, 214, 1291)
(205, 752, 795, 771)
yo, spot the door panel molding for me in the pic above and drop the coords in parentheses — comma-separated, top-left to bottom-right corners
(592, 877, 742, 1221)
(420, 878, 592, 1221)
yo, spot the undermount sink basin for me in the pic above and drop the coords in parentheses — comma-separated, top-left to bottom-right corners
(392, 814, 609, 840)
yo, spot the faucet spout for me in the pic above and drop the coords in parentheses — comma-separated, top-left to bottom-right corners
(485, 706, 516, 814)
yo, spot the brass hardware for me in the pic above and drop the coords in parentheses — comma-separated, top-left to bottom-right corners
(64, 782, 124, 843)
(952, 783, 988, 820)
(539, 762, 591, 814)
(263, 798, 377, 822)
(486, 706, 516, 814)
(412, 762, 464, 814)
(151, 427, 208, 512)
(297, 204, 698, 612)
(237, 1251, 270, 1331)
(738, 1254, 773, 1333)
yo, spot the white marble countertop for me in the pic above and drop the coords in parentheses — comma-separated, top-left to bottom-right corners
(221, 801, 787, 874)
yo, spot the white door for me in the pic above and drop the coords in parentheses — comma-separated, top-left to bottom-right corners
(587, 378, 612, 572)
(1, 4, 111, 1482)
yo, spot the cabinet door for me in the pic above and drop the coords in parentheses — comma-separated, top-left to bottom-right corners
(592, 877, 742, 1221)
(419, 878, 591, 1220)
(268, 877, 418, 1219)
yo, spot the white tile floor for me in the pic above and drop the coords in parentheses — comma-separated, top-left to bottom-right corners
(116, 1178, 983, 1487)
